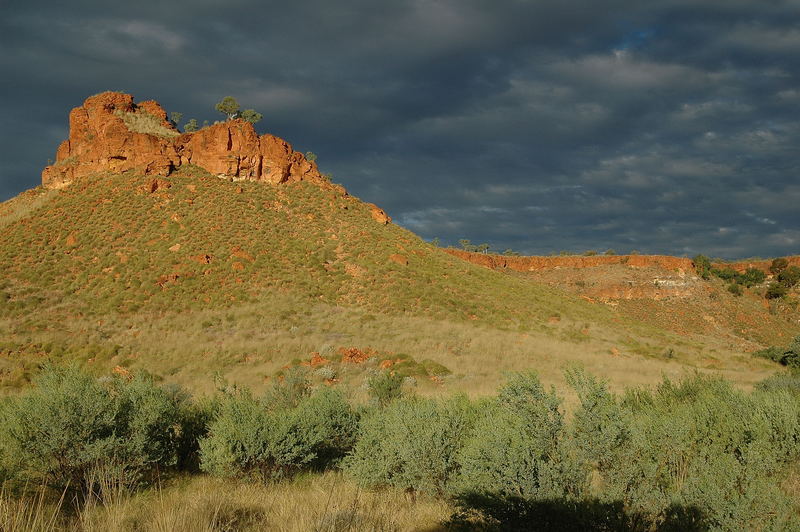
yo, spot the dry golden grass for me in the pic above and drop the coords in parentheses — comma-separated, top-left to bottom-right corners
(0, 486, 63, 532)
(115, 110, 179, 139)
(0, 170, 793, 399)
(66, 472, 450, 531)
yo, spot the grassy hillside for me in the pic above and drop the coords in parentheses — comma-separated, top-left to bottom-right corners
(0, 168, 789, 393)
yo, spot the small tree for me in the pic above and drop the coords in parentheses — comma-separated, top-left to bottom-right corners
(770, 258, 789, 275)
(183, 118, 199, 132)
(766, 282, 788, 299)
(778, 266, 800, 288)
(215, 96, 241, 121)
(740, 267, 766, 287)
(305, 151, 317, 163)
(240, 109, 263, 124)
(693, 255, 712, 280)
(169, 112, 183, 128)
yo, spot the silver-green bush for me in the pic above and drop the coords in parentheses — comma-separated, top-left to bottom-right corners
(456, 371, 588, 501)
(199, 387, 357, 481)
(0, 366, 183, 492)
(345, 395, 475, 495)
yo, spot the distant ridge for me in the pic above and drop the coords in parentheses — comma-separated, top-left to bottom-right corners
(445, 249, 800, 274)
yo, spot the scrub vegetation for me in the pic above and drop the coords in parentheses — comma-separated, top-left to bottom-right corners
(1, 365, 799, 530)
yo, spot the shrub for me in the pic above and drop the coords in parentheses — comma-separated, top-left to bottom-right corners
(692, 255, 711, 279)
(602, 375, 798, 530)
(778, 265, 800, 288)
(263, 366, 311, 410)
(183, 118, 199, 132)
(756, 372, 800, 396)
(345, 395, 474, 495)
(739, 267, 766, 287)
(0, 366, 183, 492)
(366, 370, 404, 406)
(456, 372, 587, 501)
(770, 257, 789, 275)
(564, 367, 627, 469)
(199, 387, 356, 482)
(766, 282, 788, 299)
(727, 283, 743, 296)
(753, 336, 800, 368)
(711, 266, 737, 281)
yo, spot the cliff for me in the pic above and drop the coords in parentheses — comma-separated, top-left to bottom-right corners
(443, 249, 694, 272)
(41, 91, 329, 190)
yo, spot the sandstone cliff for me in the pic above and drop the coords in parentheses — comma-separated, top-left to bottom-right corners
(42, 92, 329, 190)
(443, 249, 694, 272)
(445, 249, 800, 275)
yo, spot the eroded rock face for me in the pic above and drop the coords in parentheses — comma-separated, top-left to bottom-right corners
(444, 249, 694, 272)
(42, 91, 330, 190)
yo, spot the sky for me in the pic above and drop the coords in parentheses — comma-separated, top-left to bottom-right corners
(1, 0, 798, 259)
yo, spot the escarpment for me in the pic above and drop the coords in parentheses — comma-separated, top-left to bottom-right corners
(42, 91, 329, 190)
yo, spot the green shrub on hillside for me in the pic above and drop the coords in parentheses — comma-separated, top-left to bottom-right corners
(770, 257, 789, 275)
(778, 265, 800, 288)
(739, 267, 767, 287)
(727, 283, 743, 296)
(753, 336, 800, 368)
(263, 366, 311, 410)
(199, 386, 356, 482)
(692, 255, 712, 279)
(366, 370, 404, 406)
(0, 367, 183, 492)
(345, 395, 475, 495)
(766, 282, 789, 299)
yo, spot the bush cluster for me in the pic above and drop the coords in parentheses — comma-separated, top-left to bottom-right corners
(2, 365, 799, 530)
(766, 258, 800, 299)
(695, 255, 799, 300)
(0, 366, 194, 493)
(694, 254, 767, 288)
(753, 336, 800, 368)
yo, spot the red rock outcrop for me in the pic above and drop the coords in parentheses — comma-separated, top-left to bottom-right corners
(444, 249, 694, 272)
(42, 91, 331, 190)
(369, 204, 391, 225)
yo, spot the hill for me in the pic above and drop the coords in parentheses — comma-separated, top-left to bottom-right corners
(0, 92, 796, 395)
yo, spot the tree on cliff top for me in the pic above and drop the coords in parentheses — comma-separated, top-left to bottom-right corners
(215, 96, 240, 120)
(215, 97, 262, 124)
(240, 109, 263, 124)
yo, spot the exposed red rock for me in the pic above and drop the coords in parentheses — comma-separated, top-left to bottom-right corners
(389, 253, 408, 266)
(369, 204, 391, 225)
(444, 249, 694, 272)
(338, 347, 376, 364)
(42, 91, 334, 191)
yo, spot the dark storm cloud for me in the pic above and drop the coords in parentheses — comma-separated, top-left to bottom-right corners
(1, 0, 798, 258)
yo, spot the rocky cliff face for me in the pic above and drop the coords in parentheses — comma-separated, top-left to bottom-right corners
(444, 249, 694, 272)
(445, 249, 800, 301)
(42, 92, 329, 190)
